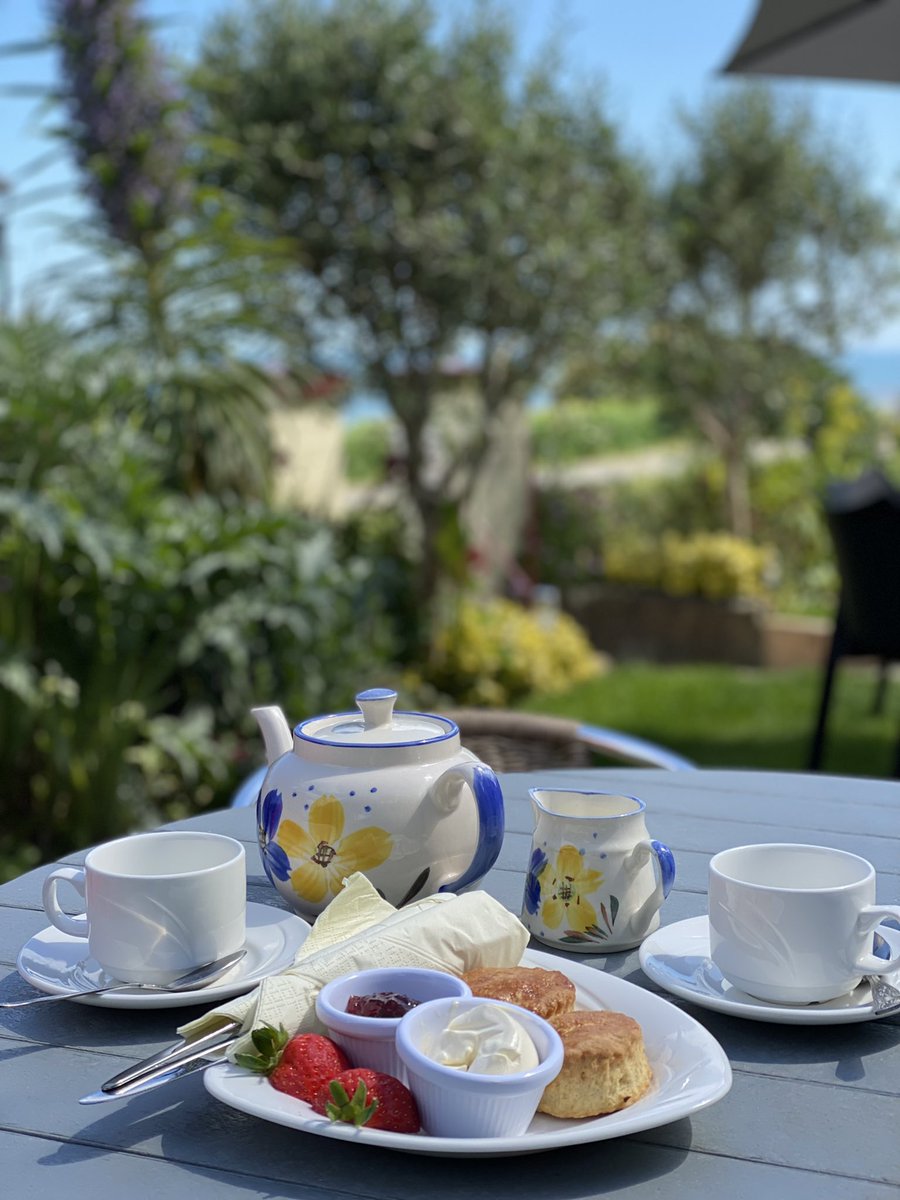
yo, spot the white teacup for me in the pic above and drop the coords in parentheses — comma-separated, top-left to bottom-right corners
(708, 843, 900, 1005)
(42, 831, 246, 985)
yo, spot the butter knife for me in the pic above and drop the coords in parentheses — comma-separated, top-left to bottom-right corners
(79, 1021, 242, 1104)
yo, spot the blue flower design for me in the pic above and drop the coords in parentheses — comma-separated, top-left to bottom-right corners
(257, 788, 290, 883)
(523, 847, 548, 915)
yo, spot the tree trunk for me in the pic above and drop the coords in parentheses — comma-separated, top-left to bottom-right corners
(724, 440, 753, 540)
(461, 397, 530, 595)
(389, 382, 450, 651)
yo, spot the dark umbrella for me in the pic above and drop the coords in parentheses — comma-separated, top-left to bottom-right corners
(722, 0, 900, 84)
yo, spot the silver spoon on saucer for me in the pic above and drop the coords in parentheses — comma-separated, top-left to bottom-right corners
(867, 972, 900, 1016)
(1, 947, 247, 1007)
(863, 929, 900, 1015)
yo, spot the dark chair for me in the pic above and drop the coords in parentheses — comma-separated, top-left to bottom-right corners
(231, 708, 693, 806)
(808, 469, 900, 777)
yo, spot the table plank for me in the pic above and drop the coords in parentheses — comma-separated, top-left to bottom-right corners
(0, 1034, 896, 1190)
(3, 1124, 895, 1200)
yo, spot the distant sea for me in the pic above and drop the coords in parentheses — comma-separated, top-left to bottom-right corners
(342, 348, 900, 422)
(839, 348, 900, 410)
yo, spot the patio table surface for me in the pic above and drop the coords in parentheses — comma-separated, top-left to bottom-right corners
(1, 767, 898, 1198)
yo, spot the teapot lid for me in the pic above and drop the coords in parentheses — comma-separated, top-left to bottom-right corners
(295, 688, 457, 748)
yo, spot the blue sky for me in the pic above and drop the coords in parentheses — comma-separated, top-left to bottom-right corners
(4, 0, 900, 375)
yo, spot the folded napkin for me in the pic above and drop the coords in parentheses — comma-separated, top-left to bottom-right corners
(177, 873, 529, 1061)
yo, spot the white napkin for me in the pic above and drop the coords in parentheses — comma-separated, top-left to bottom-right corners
(177, 873, 529, 1062)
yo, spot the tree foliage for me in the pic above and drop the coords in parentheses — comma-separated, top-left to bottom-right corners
(649, 88, 900, 535)
(191, 0, 651, 611)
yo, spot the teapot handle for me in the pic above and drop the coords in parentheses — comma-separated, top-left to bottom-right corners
(429, 763, 505, 894)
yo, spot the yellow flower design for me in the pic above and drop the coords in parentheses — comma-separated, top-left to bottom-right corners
(540, 844, 603, 934)
(276, 794, 392, 904)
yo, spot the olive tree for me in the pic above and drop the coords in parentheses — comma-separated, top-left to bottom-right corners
(652, 89, 900, 536)
(192, 0, 651, 616)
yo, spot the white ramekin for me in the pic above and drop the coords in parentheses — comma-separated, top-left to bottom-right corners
(315, 967, 471, 1083)
(395, 996, 564, 1138)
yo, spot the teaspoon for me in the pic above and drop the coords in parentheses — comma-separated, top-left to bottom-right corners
(867, 972, 900, 1016)
(1, 947, 247, 1007)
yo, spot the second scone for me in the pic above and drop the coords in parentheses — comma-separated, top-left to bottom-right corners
(461, 966, 576, 1021)
(538, 1010, 652, 1118)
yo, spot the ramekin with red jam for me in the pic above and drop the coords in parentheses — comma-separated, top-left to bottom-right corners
(315, 967, 471, 1083)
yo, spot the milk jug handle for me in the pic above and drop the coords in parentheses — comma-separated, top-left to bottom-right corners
(431, 763, 505, 894)
(650, 839, 676, 898)
(627, 838, 676, 906)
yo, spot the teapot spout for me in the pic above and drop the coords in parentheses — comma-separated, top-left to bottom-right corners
(251, 705, 293, 765)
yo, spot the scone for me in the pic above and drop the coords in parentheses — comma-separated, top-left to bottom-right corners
(461, 966, 576, 1021)
(538, 1010, 652, 1118)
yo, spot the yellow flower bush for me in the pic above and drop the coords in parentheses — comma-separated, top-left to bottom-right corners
(605, 532, 774, 602)
(427, 597, 602, 705)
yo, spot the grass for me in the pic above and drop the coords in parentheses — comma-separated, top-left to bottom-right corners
(522, 663, 900, 779)
(529, 396, 667, 464)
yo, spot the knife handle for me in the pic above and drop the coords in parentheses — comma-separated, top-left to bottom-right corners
(101, 1021, 242, 1093)
(79, 1039, 242, 1105)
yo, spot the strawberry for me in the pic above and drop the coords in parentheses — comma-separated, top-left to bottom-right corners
(313, 1068, 420, 1134)
(269, 1034, 352, 1102)
(233, 1025, 351, 1104)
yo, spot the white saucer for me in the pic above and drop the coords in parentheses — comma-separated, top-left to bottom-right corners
(16, 901, 311, 1009)
(638, 915, 900, 1025)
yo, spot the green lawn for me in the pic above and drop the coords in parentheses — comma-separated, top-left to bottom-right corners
(523, 664, 900, 779)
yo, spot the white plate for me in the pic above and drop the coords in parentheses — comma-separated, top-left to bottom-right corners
(16, 901, 311, 1009)
(204, 946, 732, 1157)
(639, 915, 900, 1025)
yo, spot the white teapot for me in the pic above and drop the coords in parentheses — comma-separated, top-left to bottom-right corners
(251, 688, 505, 920)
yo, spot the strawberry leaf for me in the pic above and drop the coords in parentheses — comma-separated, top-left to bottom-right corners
(235, 1023, 290, 1074)
(325, 1078, 379, 1127)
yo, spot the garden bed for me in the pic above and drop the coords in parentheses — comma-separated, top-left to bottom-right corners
(562, 583, 832, 668)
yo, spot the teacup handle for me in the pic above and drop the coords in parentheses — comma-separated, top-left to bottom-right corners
(429, 762, 505, 894)
(853, 905, 900, 974)
(42, 867, 90, 939)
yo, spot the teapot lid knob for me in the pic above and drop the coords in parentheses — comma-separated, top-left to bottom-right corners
(355, 688, 397, 731)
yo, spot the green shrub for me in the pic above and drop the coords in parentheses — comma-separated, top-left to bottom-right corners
(530, 396, 666, 465)
(524, 486, 606, 588)
(336, 506, 422, 661)
(421, 597, 603, 706)
(604, 532, 774, 601)
(0, 321, 396, 878)
(343, 418, 394, 483)
(529, 463, 725, 589)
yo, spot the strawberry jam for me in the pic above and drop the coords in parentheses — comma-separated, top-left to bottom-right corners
(346, 991, 420, 1018)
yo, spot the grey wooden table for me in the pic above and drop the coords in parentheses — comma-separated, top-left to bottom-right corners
(2, 768, 899, 1198)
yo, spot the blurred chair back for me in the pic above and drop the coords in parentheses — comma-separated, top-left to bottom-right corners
(430, 708, 693, 773)
(808, 469, 900, 775)
(825, 472, 900, 658)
